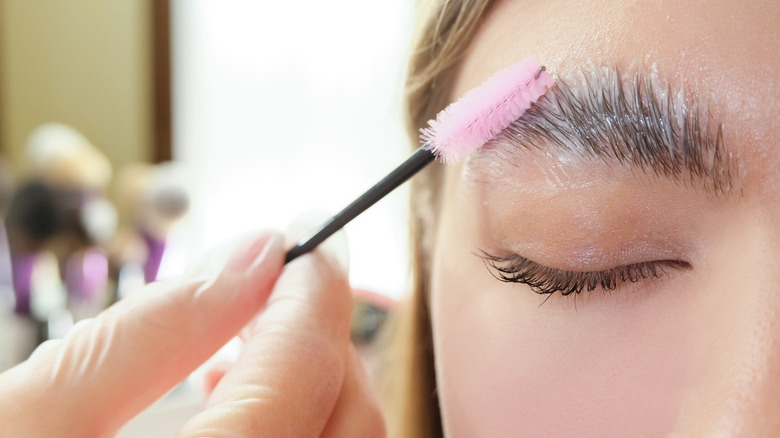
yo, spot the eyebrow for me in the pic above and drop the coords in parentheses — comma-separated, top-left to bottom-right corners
(477, 65, 738, 195)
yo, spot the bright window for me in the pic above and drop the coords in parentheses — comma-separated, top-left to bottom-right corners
(169, 1, 416, 299)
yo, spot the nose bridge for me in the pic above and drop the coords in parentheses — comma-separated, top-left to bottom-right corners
(719, 299, 780, 435)
(678, 228, 780, 437)
(683, 236, 780, 436)
(723, 251, 780, 435)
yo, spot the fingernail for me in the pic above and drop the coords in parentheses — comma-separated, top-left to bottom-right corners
(286, 211, 350, 273)
(318, 226, 350, 274)
(226, 231, 280, 274)
(285, 210, 332, 244)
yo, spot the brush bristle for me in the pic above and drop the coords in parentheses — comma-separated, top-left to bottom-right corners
(421, 56, 554, 163)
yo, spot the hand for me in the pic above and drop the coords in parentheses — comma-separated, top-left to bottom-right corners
(0, 229, 385, 437)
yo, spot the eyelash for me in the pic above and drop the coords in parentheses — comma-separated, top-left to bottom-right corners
(479, 252, 691, 296)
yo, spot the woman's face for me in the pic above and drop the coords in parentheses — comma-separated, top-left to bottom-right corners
(430, 0, 780, 436)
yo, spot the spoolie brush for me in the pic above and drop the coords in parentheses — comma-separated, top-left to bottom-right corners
(285, 56, 554, 263)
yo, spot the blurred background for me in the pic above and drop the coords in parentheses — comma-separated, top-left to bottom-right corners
(0, 0, 415, 433)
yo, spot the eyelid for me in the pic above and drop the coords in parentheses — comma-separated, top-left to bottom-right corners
(478, 251, 691, 296)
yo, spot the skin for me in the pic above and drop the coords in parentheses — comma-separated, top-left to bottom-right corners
(0, 227, 384, 437)
(430, 0, 780, 436)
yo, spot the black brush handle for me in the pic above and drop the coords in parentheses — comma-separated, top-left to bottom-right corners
(285, 146, 435, 264)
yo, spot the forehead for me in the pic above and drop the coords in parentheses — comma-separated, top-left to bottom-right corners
(451, 0, 780, 197)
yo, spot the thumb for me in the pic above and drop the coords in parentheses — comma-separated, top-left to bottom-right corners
(0, 230, 285, 438)
(180, 228, 354, 437)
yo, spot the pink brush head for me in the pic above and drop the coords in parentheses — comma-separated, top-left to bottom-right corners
(285, 57, 552, 264)
(421, 56, 554, 163)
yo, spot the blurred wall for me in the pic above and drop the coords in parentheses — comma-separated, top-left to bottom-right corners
(0, 0, 153, 173)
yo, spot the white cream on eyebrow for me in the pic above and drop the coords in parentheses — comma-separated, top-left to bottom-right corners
(462, 144, 606, 198)
(469, 63, 739, 195)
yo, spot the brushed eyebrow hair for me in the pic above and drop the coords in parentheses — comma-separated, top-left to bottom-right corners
(479, 65, 737, 195)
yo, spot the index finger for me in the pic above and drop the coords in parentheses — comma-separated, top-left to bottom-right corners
(180, 236, 353, 437)
(0, 231, 285, 437)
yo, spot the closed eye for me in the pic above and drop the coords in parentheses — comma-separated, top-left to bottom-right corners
(479, 251, 691, 296)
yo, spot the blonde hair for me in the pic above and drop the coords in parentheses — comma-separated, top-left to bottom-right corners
(379, 1, 496, 437)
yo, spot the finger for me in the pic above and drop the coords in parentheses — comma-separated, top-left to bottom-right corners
(283, 210, 348, 267)
(180, 231, 353, 437)
(321, 345, 386, 438)
(203, 361, 234, 396)
(0, 230, 285, 437)
(236, 210, 342, 342)
(285, 210, 333, 242)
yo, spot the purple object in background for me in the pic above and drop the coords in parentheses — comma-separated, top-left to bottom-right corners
(141, 231, 166, 283)
(0, 222, 14, 310)
(65, 248, 108, 302)
(11, 253, 36, 315)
